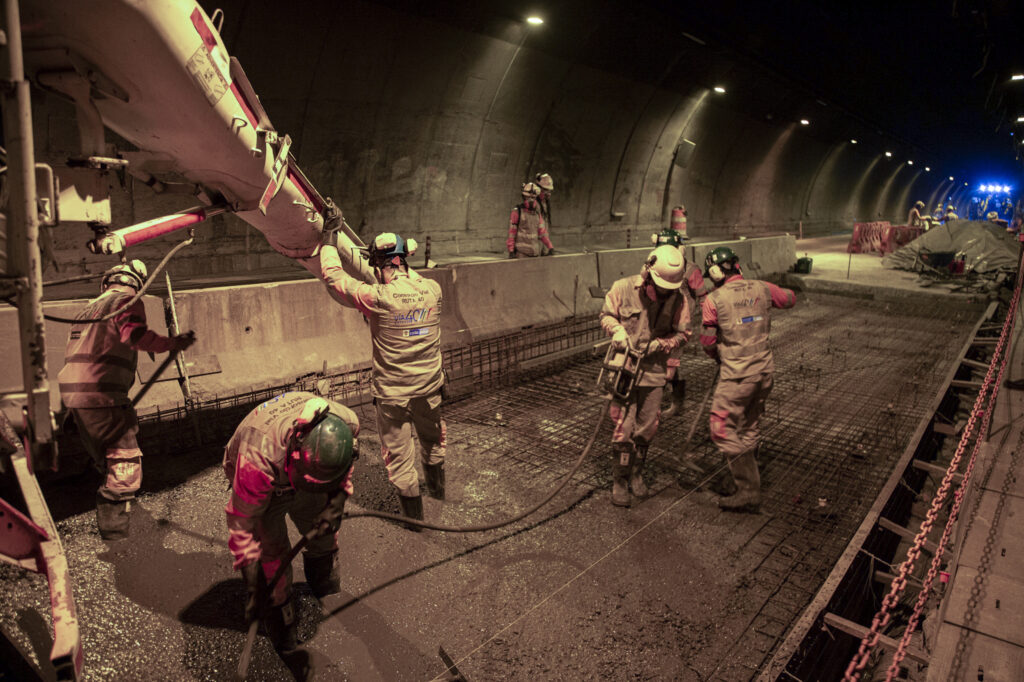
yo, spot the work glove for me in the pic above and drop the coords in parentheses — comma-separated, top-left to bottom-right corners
(611, 327, 629, 350)
(646, 338, 661, 354)
(508, 251, 516, 259)
(242, 562, 266, 625)
(314, 489, 348, 536)
(321, 198, 343, 247)
(171, 330, 196, 352)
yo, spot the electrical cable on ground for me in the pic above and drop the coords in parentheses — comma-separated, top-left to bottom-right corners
(1, 234, 194, 324)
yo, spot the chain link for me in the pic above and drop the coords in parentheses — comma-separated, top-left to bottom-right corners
(843, 252, 1024, 680)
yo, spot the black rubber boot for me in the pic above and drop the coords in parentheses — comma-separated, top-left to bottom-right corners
(265, 600, 299, 653)
(661, 378, 687, 418)
(95, 495, 131, 541)
(424, 463, 446, 500)
(398, 494, 424, 532)
(630, 445, 649, 498)
(718, 449, 762, 513)
(303, 551, 340, 599)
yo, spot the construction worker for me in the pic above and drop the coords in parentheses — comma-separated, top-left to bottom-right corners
(908, 201, 926, 227)
(535, 172, 554, 228)
(700, 247, 796, 512)
(318, 201, 445, 528)
(225, 392, 357, 663)
(944, 204, 959, 222)
(57, 260, 195, 540)
(600, 245, 693, 507)
(649, 228, 707, 416)
(508, 182, 555, 258)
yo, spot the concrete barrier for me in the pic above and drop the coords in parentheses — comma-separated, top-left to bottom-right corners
(1, 237, 796, 414)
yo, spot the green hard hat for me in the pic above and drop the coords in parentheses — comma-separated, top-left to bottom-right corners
(654, 228, 685, 248)
(288, 413, 355, 492)
(705, 246, 738, 270)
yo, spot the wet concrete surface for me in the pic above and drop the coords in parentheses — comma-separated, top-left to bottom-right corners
(0, 289, 986, 681)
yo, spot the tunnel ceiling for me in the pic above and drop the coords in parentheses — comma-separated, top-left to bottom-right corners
(369, 0, 1024, 183)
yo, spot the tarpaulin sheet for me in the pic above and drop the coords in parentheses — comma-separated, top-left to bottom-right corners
(881, 220, 1018, 274)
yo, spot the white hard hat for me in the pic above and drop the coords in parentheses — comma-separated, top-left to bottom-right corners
(522, 182, 541, 198)
(101, 259, 148, 291)
(535, 173, 554, 191)
(644, 245, 685, 290)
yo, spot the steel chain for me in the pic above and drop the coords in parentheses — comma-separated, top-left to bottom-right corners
(843, 253, 1024, 680)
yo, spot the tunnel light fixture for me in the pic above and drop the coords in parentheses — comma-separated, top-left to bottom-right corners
(925, 167, 930, 171)
(907, 160, 914, 165)
(850, 139, 858, 144)
(799, 119, 810, 125)
(885, 151, 893, 157)
(1013, 74, 1024, 81)
(949, 176, 954, 181)
(713, 86, 726, 93)
(526, 16, 544, 25)
(1018, 116, 1024, 122)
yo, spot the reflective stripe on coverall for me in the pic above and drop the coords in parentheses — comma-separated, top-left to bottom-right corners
(320, 246, 447, 497)
(224, 391, 359, 606)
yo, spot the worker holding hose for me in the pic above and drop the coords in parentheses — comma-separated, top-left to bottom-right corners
(224, 392, 358, 660)
(700, 247, 796, 512)
(318, 200, 447, 529)
(600, 245, 693, 507)
(57, 260, 195, 540)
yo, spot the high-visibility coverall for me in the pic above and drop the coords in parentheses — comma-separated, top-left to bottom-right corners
(700, 274, 796, 495)
(224, 391, 359, 606)
(507, 202, 553, 257)
(58, 285, 179, 507)
(320, 245, 446, 498)
(600, 275, 692, 452)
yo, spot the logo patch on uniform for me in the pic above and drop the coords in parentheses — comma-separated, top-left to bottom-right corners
(740, 315, 764, 324)
(403, 328, 429, 337)
(70, 331, 81, 339)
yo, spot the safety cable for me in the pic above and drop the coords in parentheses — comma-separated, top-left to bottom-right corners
(1, 234, 194, 324)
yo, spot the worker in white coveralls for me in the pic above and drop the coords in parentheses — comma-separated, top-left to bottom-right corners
(58, 260, 195, 540)
(699, 247, 796, 512)
(224, 391, 357, 665)
(508, 182, 555, 258)
(600, 245, 693, 507)
(534, 172, 554, 228)
(318, 200, 446, 529)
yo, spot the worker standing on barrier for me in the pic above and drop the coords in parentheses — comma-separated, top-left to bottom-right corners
(534, 172, 554, 230)
(600, 245, 692, 507)
(57, 260, 195, 540)
(508, 182, 555, 258)
(700, 247, 795, 513)
(224, 392, 357, 667)
(318, 201, 446, 528)
(943, 204, 959, 223)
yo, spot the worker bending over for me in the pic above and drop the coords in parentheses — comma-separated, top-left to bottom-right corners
(225, 392, 357, 669)
(700, 247, 795, 512)
(508, 182, 555, 257)
(600, 245, 692, 507)
(319, 201, 446, 528)
(58, 260, 195, 540)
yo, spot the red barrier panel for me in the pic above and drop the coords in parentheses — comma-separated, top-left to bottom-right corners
(847, 222, 921, 255)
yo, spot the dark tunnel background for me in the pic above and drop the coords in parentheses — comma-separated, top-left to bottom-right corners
(29, 0, 1024, 276)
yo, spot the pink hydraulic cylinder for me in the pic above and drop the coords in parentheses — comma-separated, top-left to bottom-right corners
(89, 204, 230, 254)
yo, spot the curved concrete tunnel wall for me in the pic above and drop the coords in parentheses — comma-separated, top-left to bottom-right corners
(32, 0, 966, 279)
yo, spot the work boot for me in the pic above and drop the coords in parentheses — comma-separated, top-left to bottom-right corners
(661, 378, 687, 418)
(707, 469, 738, 497)
(611, 444, 633, 507)
(265, 600, 299, 653)
(630, 445, 649, 498)
(717, 489, 762, 513)
(424, 463, 446, 500)
(303, 551, 340, 599)
(95, 495, 131, 541)
(398, 494, 424, 532)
